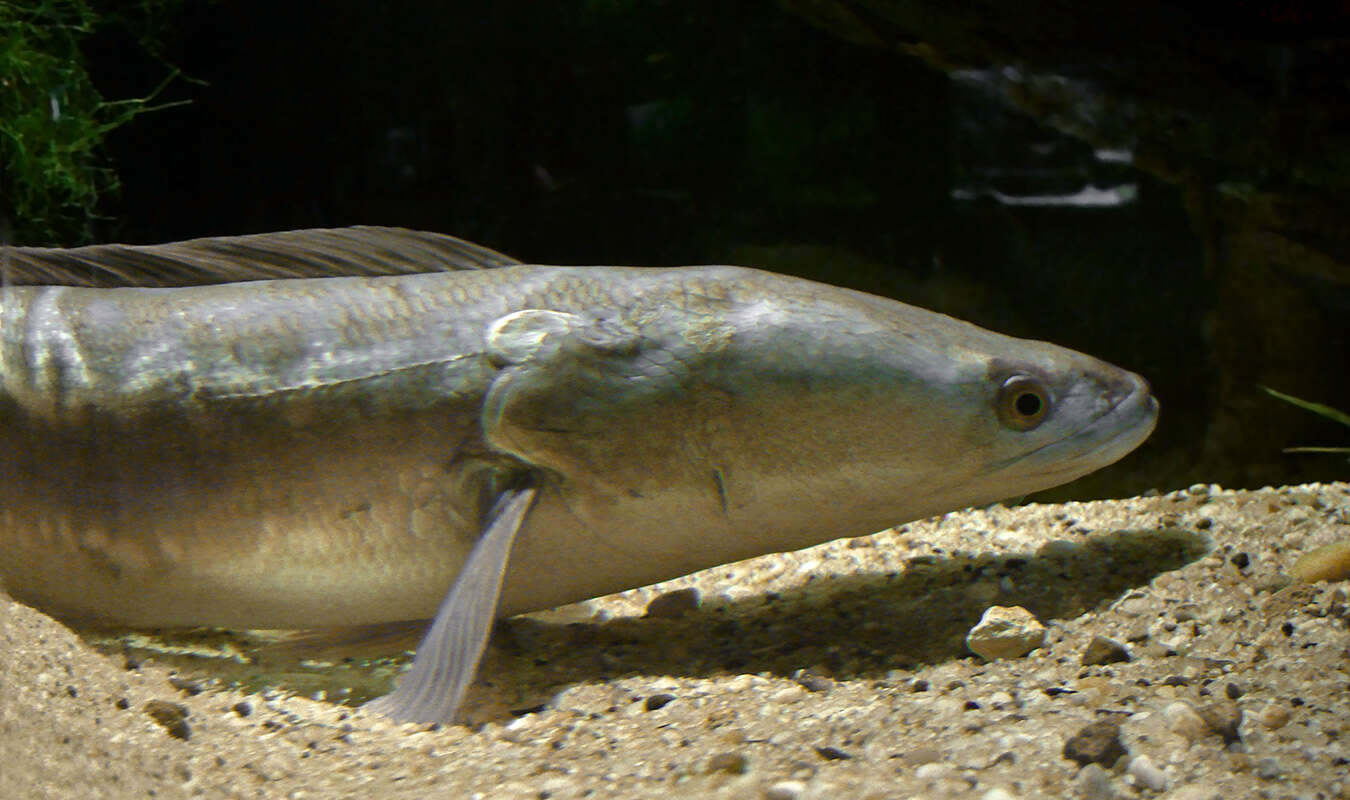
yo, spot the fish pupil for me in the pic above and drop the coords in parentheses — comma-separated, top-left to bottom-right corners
(1015, 392, 1042, 417)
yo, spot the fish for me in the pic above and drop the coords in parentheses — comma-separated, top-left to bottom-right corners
(0, 227, 1158, 723)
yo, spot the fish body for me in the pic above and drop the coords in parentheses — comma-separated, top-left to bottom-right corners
(0, 229, 1158, 722)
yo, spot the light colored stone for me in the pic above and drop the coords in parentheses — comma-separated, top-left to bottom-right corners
(764, 780, 806, 800)
(1161, 701, 1208, 743)
(1127, 755, 1169, 792)
(1255, 702, 1291, 729)
(965, 605, 1046, 660)
(1254, 757, 1284, 780)
(1162, 787, 1223, 800)
(913, 762, 954, 781)
(1074, 763, 1119, 800)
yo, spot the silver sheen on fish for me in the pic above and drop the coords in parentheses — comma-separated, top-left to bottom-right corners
(0, 228, 1158, 723)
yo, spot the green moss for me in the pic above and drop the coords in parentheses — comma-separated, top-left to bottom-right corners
(0, 0, 184, 245)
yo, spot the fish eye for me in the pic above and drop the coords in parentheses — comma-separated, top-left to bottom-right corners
(996, 374, 1051, 431)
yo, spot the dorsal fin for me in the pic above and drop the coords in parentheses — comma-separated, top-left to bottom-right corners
(0, 226, 521, 287)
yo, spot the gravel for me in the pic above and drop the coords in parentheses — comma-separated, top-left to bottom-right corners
(2, 481, 1348, 799)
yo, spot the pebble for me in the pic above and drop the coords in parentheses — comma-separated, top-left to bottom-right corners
(981, 789, 1018, 800)
(1063, 721, 1126, 767)
(1255, 702, 1291, 729)
(1124, 621, 1151, 642)
(1199, 702, 1243, 745)
(1166, 785, 1224, 800)
(792, 669, 832, 693)
(1172, 603, 1202, 622)
(1073, 763, 1119, 800)
(764, 780, 805, 800)
(246, 753, 294, 782)
(167, 676, 206, 696)
(1254, 756, 1285, 780)
(1117, 596, 1154, 617)
(143, 699, 191, 741)
(913, 762, 954, 780)
(644, 693, 676, 711)
(1126, 755, 1169, 791)
(903, 746, 942, 766)
(1162, 701, 1208, 742)
(644, 587, 701, 617)
(965, 605, 1046, 660)
(707, 752, 749, 774)
(1080, 635, 1131, 666)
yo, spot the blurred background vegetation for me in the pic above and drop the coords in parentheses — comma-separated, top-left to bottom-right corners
(1, 0, 1345, 496)
(0, 0, 185, 243)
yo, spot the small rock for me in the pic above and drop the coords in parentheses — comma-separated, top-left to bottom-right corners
(246, 753, 294, 781)
(644, 693, 676, 711)
(1063, 721, 1127, 767)
(1117, 596, 1153, 617)
(232, 701, 253, 718)
(1127, 755, 1169, 791)
(1165, 785, 1223, 800)
(1081, 635, 1131, 666)
(1172, 603, 1202, 622)
(966, 605, 1046, 660)
(815, 746, 852, 761)
(1254, 756, 1284, 780)
(1255, 702, 1290, 729)
(913, 762, 953, 780)
(1074, 762, 1119, 800)
(1197, 701, 1243, 745)
(168, 676, 205, 696)
(981, 789, 1018, 800)
(764, 780, 806, 800)
(1162, 701, 1208, 742)
(707, 752, 749, 774)
(645, 587, 701, 618)
(903, 746, 942, 765)
(792, 669, 831, 693)
(144, 699, 191, 741)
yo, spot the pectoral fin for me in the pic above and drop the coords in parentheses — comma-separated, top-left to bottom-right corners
(364, 486, 536, 724)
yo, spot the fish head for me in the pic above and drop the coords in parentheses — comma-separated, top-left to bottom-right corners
(695, 267, 1159, 528)
(481, 265, 1158, 553)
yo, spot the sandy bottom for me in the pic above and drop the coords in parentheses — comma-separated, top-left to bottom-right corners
(2, 482, 1348, 799)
